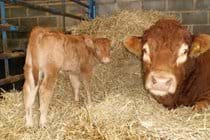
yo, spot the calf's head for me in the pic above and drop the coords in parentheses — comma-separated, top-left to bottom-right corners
(124, 19, 208, 96)
(85, 36, 112, 64)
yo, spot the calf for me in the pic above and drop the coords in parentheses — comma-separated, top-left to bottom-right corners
(23, 27, 111, 127)
(124, 19, 210, 111)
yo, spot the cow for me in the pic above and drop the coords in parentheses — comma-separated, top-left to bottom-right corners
(123, 19, 210, 111)
(23, 27, 112, 127)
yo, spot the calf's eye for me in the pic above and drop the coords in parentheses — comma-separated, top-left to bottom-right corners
(142, 48, 147, 54)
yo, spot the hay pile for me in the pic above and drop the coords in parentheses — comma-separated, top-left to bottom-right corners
(71, 10, 176, 46)
(0, 10, 210, 140)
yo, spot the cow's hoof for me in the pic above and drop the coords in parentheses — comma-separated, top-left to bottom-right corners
(193, 101, 209, 112)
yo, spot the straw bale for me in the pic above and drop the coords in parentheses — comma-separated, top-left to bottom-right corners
(0, 10, 209, 140)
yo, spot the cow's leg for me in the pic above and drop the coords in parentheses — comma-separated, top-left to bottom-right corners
(193, 91, 210, 111)
(39, 66, 58, 127)
(23, 65, 39, 127)
(69, 74, 80, 102)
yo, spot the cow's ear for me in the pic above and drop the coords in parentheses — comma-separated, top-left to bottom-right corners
(189, 34, 210, 58)
(123, 36, 142, 57)
(84, 35, 95, 49)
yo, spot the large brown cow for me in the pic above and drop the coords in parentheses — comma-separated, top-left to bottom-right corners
(23, 27, 111, 127)
(124, 19, 210, 111)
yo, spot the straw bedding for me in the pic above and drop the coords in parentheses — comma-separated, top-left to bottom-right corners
(0, 10, 210, 140)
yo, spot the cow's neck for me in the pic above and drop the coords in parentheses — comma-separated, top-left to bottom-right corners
(177, 50, 210, 107)
(175, 57, 197, 107)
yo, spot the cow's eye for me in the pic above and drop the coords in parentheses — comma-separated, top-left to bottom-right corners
(183, 49, 188, 55)
(142, 43, 151, 63)
(142, 43, 150, 54)
(176, 43, 189, 65)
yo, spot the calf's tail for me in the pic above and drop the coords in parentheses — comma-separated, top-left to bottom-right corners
(24, 27, 46, 86)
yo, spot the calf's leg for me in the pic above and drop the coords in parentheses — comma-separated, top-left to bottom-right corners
(39, 66, 58, 127)
(23, 65, 39, 127)
(81, 72, 92, 104)
(69, 74, 81, 102)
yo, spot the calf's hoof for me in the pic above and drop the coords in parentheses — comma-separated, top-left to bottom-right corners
(87, 98, 92, 104)
(25, 120, 34, 128)
(74, 95, 80, 102)
(39, 116, 47, 128)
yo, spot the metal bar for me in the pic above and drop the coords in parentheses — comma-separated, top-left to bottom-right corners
(1, 2, 7, 52)
(10, 0, 85, 20)
(62, 0, 66, 32)
(0, 25, 19, 31)
(0, 25, 28, 32)
(0, 51, 25, 59)
(0, 1, 10, 77)
(0, 74, 24, 86)
(93, 0, 96, 18)
(71, 0, 88, 8)
(88, 0, 96, 19)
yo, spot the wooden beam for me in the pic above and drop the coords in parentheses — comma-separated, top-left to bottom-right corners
(0, 51, 25, 59)
(0, 74, 24, 86)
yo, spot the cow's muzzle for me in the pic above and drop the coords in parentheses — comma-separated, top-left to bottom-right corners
(145, 71, 177, 96)
(101, 57, 110, 63)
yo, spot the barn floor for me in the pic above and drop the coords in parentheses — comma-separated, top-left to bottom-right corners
(0, 10, 210, 140)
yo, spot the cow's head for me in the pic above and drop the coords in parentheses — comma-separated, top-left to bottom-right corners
(85, 36, 111, 64)
(124, 19, 210, 96)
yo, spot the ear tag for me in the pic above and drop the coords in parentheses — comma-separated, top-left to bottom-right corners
(190, 43, 200, 58)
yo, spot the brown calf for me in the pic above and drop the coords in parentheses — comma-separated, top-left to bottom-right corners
(23, 27, 111, 127)
(124, 19, 210, 111)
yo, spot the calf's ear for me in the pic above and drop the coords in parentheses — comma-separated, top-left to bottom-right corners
(84, 35, 95, 49)
(190, 34, 210, 58)
(123, 36, 142, 57)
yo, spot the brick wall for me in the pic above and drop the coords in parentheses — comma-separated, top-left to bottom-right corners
(1, 1, 86, 51)
(96, 0, 210, 35)
(2, 0, 210, 51)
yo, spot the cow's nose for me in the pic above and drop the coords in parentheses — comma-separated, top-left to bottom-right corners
(146, 71, 177, 95)
(151, 76, 172, 87)
(102, 57, 110, 63)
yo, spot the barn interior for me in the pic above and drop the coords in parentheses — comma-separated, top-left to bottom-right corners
(0, 0, 210, 139)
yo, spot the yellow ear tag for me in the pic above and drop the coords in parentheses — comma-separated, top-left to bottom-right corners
(194, 43, 200, 51)
(190, 43, 200, 58)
